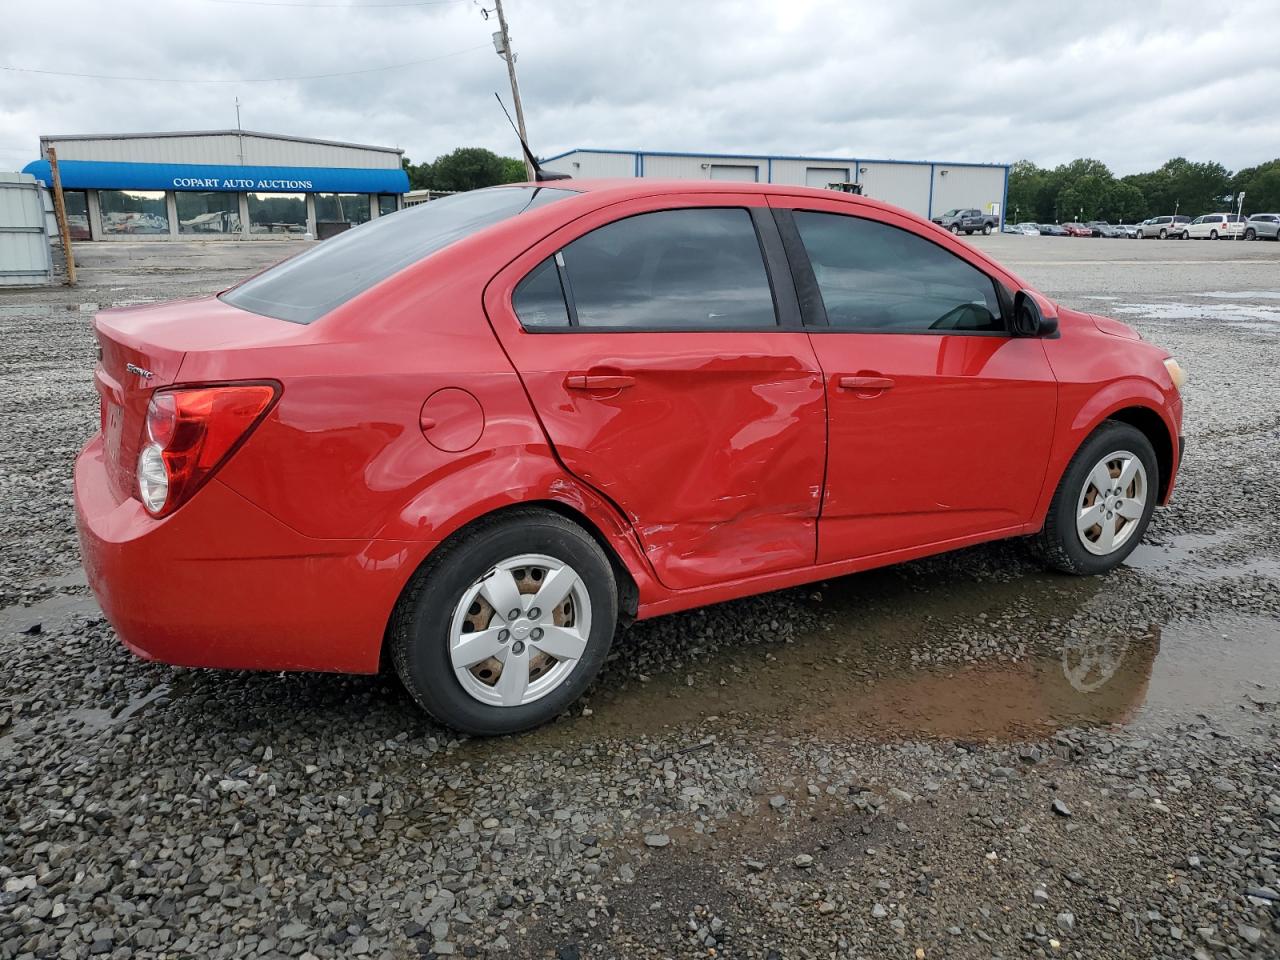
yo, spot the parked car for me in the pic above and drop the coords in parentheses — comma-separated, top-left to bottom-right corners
(1185, 213, 1246, 240)
(1088, 222, 1126, 238)
(1063, 222, 1093, 237)
(1115, 224, 1140, 238)
(1244, 213, 1280, 240)
(1138, 215, 1191, 238)
(1012, 222, 1041, 235)
(1037, 223, 1069, 237)
(931, 207, 999, 235)
(74, 179, 1186, 734)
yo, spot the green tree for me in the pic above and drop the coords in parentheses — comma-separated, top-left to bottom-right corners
(1232, 158, 1280, 213)
(424, 147, 527, 192)
(1157, 157, 1232, 216)
(1104, 181, 1146, 222)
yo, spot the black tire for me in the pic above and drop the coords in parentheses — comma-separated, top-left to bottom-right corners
(982, 223, 993, 235)
(950, 224, 961, 235)
(1245, 228, 1256, 241)
(1210, 229, 1218, 240)
(1037, 421, 1158, 576)
(1158, 228, 1167, 239)
(390, 508, 618, 735)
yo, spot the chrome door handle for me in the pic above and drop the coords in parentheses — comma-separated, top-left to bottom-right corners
(564, 374, 636, 391)
(837, 375, 895, 391)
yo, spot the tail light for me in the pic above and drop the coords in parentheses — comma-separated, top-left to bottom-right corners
(136, 383, 279, 517)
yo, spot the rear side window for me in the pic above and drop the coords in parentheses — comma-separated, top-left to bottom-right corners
(535, 208, 777, 330)
(222, 186, 576, 324)
(793, 211, 1003, 333)
(512, 257, 570, 328)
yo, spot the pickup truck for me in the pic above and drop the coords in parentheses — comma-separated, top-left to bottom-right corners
(931, 208, 998, 235)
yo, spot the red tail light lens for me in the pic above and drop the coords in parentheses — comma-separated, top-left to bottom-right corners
(136, 383, 279, 517)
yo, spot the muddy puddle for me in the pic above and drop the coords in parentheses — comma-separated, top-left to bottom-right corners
(513, 542, 1280, 747)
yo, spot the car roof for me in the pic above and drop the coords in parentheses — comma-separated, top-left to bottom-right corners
(517, 177, 915, 218)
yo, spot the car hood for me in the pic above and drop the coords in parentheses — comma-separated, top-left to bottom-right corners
(1090, 313, 1142, 340)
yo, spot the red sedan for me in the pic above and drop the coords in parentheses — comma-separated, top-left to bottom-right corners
(1062, 222, 1094, 238)
(75, 179, 1186, 734)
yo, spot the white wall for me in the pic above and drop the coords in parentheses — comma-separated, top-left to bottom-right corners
(856, 162, 933, 217)
(930, 165, 1007, 221)
(42, 133, 402, 169)
(542, 151, 636, 178)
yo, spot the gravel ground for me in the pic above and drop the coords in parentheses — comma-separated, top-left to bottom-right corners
(2, 236, 1279, 960)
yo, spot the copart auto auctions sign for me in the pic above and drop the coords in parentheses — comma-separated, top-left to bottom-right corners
(170, 177, 315, 190)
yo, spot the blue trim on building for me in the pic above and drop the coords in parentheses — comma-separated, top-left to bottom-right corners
(21, 159, 409, 194)
(542, 147, 1008, 171)
(927, 164, 935, 219)
(767, 158, 773, 183)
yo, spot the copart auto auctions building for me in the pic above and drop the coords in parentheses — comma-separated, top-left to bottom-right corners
(21, 129, 409, 241)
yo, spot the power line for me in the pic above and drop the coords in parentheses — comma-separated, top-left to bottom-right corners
(0, 42, 488, 84)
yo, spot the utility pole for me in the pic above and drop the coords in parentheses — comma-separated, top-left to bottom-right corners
(46, 147, 76, 286)
(489, 0, 535, 180)
(235, 97, 245, 165)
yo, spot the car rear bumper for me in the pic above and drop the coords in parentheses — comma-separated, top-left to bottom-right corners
(74, 435, 426, 673)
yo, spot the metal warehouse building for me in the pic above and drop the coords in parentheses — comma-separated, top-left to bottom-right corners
(542, 148, 1010, 224)
(21, 130, 409, 241)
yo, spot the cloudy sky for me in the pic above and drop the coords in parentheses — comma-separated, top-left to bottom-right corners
(1, 0, 1276, 175)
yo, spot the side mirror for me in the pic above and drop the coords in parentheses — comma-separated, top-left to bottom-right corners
(1013, 290, 1058, 337)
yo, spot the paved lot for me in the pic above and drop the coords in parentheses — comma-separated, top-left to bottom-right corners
(2, 235, 1279, 959)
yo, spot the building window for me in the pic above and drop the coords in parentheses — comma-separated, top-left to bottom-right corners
(98, 190, 169, 235)
(62, 190, 91, 239)
(175, 191, 242, 235)
(708, 164, 759, 182)
(247, 192, 308, 235)
(378, 194, 398, 217)
(315, 193, 370, 226)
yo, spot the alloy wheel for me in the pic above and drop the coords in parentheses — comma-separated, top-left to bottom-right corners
(449, 553, 593, 707)
(1075, 451, 1148, 556)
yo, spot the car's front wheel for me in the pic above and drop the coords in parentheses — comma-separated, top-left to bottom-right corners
(1038, 422, 1158, 575)
(390, 508, 618, 735)
(1210, 229, 1218, 240)
(1158, 229, 1167, 239)
(950, 224, 961, 235)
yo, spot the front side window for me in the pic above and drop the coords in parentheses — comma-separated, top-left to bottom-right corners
(793, 210, 1003, 333)
(553, 208, 777, 330)
(224, 185, 576, 324)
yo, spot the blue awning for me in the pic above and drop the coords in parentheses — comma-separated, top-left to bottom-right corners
(21, 159, 409, 194)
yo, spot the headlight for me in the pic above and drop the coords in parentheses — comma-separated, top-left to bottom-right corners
(1163, 358, 1187, 391)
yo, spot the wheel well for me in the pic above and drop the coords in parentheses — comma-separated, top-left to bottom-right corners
(377, 500, 641, 674)
(1106, 407, 1174, 501)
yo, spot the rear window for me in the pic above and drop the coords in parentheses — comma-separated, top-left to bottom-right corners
(222, 186, 577, 324)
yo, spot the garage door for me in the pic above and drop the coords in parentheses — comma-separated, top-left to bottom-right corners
(709, 164, 759, 182)
(805, 167, 848, 188)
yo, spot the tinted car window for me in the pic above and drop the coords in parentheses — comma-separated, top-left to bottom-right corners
(223, 186, 577, 324)
(513, 256, 571, 328)
(559, 208, 777, 329)
(794, 211, 1002, 333)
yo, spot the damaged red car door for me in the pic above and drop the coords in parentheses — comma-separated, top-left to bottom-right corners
(483, 193, 826, 591)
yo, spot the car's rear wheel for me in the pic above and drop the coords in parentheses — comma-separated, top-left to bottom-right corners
(1245, 228, 1256, 240)
(1158, 228, 1167, 239)
(390, 508, 617, 735)
(1210, 229, 1218, 240)
(982, 223, 993, 235)
(1038, 422, 1157, 575)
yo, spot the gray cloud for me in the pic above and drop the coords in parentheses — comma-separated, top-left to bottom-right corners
(1, 0, 1276, 175)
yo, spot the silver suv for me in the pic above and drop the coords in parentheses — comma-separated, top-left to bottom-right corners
(1244, 214, 1280, 241)
(1138, 215, 1191, 239)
